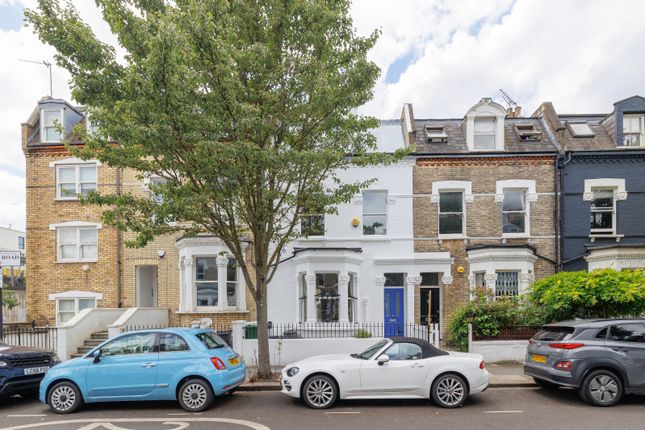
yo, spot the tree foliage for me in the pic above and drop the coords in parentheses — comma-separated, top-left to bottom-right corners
(26, 0, 398, 377)
(530, 269, 645, 322)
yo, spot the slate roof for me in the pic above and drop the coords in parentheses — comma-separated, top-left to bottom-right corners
(556, 114, 617, 151)
(412, 117, 558, 154)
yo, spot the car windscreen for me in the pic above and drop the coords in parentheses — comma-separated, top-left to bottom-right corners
(196, 332, 228, 349)
(532, 326, 575, 342)
(355, 340, 388, 360)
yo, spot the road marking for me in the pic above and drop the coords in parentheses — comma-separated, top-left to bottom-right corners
(6, 416, 47, 418)
(0, 417, 271, 430)
(483, 410, 524, 414)
(324, 411, 361, 415)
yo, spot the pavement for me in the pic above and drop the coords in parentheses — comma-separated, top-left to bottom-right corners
(1, 387, 645, 430)
(240, 361, 536, 391)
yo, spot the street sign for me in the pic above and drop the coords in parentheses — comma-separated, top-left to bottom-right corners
(0, 251, 21, 267)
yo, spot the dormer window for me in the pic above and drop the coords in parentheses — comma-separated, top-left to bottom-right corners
(42, 109, 64, 143)
(473, 118, 496, 149)
(514, 124, 542, 141)
(86, 114, 99, 136)
(568, 122, 595, 138)
(424, 125, 448, 143)
(623, 114, 644, 146)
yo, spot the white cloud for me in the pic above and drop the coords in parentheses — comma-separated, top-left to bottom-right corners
(2, 0, 645, 230)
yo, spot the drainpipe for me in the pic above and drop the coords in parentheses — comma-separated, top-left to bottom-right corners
(553, 153, 560, 272)
(559, 152, 572, 272)
(116, 167, 122, 308)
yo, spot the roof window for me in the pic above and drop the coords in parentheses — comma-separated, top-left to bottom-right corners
(568, 122, 595, 138)
(514, 124, 542, 141)
(424, 125, 448, 143)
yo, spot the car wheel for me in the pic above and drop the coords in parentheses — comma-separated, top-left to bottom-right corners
(47, 381, 84, 414)
(432, 374, 468, 408)
(302, 375, 338, 409)
(178, 379, 214, 412)
(533, 378, 558, 389)
(579, 370, 623, 407)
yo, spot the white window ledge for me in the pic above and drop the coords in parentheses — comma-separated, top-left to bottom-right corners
(438, 234, 467, 240)
(49, 221, 103, 230)
(49, 291, 103, 301)
(56, 259, 99, 264)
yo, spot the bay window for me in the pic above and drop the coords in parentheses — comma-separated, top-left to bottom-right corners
(299, 274, 307, 323)
(348, 274, 357, 323)
(226, 258, 238, 306)
(195, 257, 218, 306)
(495, 271, 519, 297)
(315, 273, 339, 322)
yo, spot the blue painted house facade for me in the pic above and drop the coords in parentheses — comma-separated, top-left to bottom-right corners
(536, 96, 645, 272)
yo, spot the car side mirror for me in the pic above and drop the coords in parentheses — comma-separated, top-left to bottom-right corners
(377, 354, 390, 366)
(93, 349, 102, 364)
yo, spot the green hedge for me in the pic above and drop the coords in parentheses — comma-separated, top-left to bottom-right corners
(530, 269, 645, 321)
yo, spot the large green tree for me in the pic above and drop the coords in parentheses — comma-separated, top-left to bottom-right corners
(27, 0, 398, 377)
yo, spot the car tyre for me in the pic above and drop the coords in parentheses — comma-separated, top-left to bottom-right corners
(302, 375, 338, 409)
(47, 381, 84, 414)
(178, 378, 215, 412)
(533, 378, 558, 389)
(579, 370, 623, 407)
(432, 374, 468, 408)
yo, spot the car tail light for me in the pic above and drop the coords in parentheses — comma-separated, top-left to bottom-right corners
(549, 343, 585, 349)
(211, 357, 226, 370)
(479, 361, 485, 370)
(528, 339, 534, 345)
(555, 360, 573, 371)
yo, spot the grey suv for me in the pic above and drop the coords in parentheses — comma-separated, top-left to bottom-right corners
(524, 319, 645, 407)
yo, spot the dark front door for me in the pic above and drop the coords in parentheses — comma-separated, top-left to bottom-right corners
(384, 288, 404, 337)
(420, 288, 440, 325)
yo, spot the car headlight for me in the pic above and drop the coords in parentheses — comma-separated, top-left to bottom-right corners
(51, 355, 61, 365)
(0, 360, 6, 367)
(286, 367, 300, 377)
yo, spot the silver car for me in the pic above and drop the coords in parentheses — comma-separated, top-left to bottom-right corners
(524, 319, 645, 406)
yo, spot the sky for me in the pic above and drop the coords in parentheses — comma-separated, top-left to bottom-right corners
(1, 0, 645, 232)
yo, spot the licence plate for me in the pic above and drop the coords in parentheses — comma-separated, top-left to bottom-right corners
(531, 354, 547, 364)
(228, 357, 240, 365)
(24, 366, 49, 375)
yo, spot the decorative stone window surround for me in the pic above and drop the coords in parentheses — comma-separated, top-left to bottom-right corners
(466, 248, 537, 296)
(465, 98, 507, 151)
(495, 179, 537, 238)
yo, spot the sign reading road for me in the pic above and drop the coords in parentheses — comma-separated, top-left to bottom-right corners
(0, 251, 21, 267)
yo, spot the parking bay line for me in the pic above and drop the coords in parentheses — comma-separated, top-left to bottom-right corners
(483, 410, 524, 414)
(6, 415, 47, 418)
(324, 411, 361, 415)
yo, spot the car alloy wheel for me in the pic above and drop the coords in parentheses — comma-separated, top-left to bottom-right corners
(581, 370, 623, 407)
(48, 382, 83, 414)
(432, 374, 467, 408)
(303, 375, 337, 409)
(178, 379, 214, 412)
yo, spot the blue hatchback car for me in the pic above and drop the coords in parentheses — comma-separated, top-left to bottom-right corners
(39, 328, 246, 413)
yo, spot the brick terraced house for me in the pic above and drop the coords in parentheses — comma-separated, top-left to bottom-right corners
(407, 98, 559, 330)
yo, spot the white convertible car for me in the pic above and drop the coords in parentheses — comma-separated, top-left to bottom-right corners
(280, 337, 489, 409)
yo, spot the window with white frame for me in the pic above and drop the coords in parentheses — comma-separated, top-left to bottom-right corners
(299, 273, 307, 322)
(623, 114, 644, 146)
(56, 297, 96, 324)
(226, 258, 238, 307)
(56, 164, 97, 199)
(86, 114, 100, 136)
(42, 109, 63, 143)
(57, 227, 98, 262)
(473, 118, 496, 149)
(315, 273, 339, 322)
(348, 274, 357, 323)
(474, 272, 486, 290)
(363, 190, 387, 235)
(495, 271, 519, 297)
(590, 189, 615, 235)
(439, 191, 464, 235)
(149, 176, 167, 203)
(502, 189, 527, 234)
(195, 257, 218, 307)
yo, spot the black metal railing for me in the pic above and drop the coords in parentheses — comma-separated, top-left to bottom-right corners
(0, 325, 58, 351)
(243, 322, 439, 343)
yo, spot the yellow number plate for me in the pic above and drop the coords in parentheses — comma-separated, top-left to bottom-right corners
(228, 357, 240, 365)
(531, 354, 547, 364)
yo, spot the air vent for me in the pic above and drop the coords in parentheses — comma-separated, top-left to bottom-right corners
(424, 125, 448, 143)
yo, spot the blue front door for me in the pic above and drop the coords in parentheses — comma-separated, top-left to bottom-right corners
(384, 288, 404, 337)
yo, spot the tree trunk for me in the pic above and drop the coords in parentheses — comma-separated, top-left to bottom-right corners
(255, 274, 272, 379)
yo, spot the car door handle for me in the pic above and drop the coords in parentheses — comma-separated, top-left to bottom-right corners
(142, 362, 157, 368)
(411, 363, 425, 368)
(612, 348, 629, 353)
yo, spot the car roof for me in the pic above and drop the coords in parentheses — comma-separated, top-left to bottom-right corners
(545, 318, 645, 329)
(387, 337, 449, 358)
(122, 327, 210, 335)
